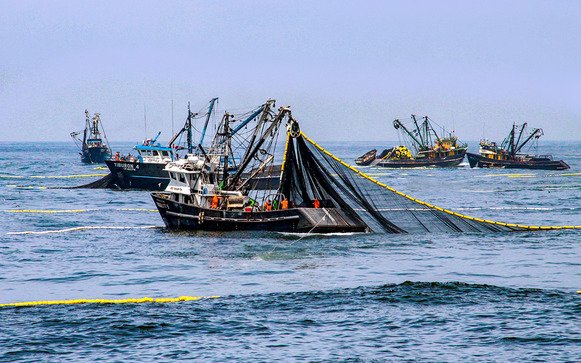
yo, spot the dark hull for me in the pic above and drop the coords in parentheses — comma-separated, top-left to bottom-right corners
(151, 192, 368, 233)
(466, 153, 570, 170)
(105, 160, 170, 190)
(375, 153, 466, 168)
(81, 146, 110, 164)
(106, 160, 282, 191)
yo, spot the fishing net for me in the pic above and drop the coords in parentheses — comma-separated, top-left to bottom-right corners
(280, 133, 572, 234)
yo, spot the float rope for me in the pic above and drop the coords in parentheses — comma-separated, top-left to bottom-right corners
(300, 131, 581, 231)
(0, 295, 219, 308)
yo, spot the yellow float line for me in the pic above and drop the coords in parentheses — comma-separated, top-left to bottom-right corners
(299, 131, 581, 231)
(0, 295, 220, 308)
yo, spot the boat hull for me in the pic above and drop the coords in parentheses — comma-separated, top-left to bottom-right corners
(151, 192, 368, 233)
(105, 160, 282, 191)
(466, 153, 570, 170)
(105, 160, 170, 190)
(81, 146, 111, 164)
(375, 152, 466, 168)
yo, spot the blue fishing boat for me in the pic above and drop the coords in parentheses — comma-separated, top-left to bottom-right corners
(105, 98, 219, 190)
(70, 110, 112, 163)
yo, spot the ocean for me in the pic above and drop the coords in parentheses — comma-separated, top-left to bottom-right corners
(1, 141, 579, 361)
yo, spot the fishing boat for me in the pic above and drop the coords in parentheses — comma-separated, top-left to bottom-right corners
(152, 106, 367, 232)
(466, 123, 570, 170)
(355, 115, 467, 167)
(70, 110, 112, 163)
(105, 98, 219, 190)
(104, 98, 281, 190)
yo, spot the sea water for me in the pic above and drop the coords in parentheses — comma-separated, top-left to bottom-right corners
(0, 141, 579, 361)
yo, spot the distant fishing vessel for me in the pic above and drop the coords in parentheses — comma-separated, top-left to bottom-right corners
(356, 115, 467, 167)
(70, 110, 112, 164)
(105, 98, 218, 190)
(466, 123, 570, 170)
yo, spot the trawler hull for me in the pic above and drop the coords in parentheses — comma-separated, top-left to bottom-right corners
(105, 160, 282, 191)
(466, 153, 570, 170)
(105, 160, 170, 190)
(151, 192, 368, 233)
(375, 152, 466, 168)
(81, 146, 111, 164)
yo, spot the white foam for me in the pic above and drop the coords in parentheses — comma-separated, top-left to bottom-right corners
(7, 225, 159, 235)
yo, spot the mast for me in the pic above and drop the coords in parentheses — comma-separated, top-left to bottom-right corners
(513, 122, 527, 153)
(514, 127, 543, 154)
(186, 102, 193, 153)
(240, 99, 275, 163)
(221, 113, 231, 182)
(227, 106, 290, 189)
(411, 114, 426, 148)
(393, 119, 423, 149)
(199, 97, 219, 147)
(508, 123, 517, 156)
(83, 109, 90, 144)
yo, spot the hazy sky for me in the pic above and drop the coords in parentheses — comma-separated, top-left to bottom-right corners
(1, 0, 580, 143)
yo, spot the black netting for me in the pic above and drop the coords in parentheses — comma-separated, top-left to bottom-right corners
(281, 134, 523, 234)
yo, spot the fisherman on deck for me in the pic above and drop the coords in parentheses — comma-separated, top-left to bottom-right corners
(313, 198, 321, 209)
(114, 151, 121, 161)
(281, 198, 289, 210)
(211, 195, 219, 209)
(264, 199, 272, 211)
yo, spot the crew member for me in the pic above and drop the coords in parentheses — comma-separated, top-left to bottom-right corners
(313, 198, 320, 209)
(281, 198, 289, 210)
(211, 195, 219, 209)
(264, 199, 272, 211)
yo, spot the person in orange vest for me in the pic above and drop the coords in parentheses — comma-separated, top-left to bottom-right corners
(281, 198, 289, 210)
(115, 151, 121, 161)
(264, 199, 272, 211)
(211, 195, 219, 209)
(313, 198, 320, 209)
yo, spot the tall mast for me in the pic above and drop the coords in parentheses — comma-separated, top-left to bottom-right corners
(393, 119, 423, 150)
(514, 127, 543, 154)
(187, 102, 193, 153)
(83, 109, 90, 144)
(514, 122, 527, 153)
(199, 97, 219, 147)
(509, 123, 517, 156)
(227, 106, 290, 189)
(426, 116, 441, 144)
(222, 113, 231, 182)
(411, 114, 426, 149)
(240, 99, 275, 164)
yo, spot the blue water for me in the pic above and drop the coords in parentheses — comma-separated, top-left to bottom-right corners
(1, 141, 580, 361)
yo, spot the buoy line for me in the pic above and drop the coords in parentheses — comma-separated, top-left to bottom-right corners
(0, 295, 220, 308)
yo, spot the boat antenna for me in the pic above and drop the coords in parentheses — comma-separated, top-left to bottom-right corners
(144, 104, 147, 139)
(171, 99, 174, 137)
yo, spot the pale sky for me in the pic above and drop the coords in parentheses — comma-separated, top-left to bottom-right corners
(1, 0, 579, 142)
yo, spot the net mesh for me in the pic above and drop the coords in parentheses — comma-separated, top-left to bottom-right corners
(280, 133, 576, 234)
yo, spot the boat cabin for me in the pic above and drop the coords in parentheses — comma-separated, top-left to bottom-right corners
(135, 144, 174, 163)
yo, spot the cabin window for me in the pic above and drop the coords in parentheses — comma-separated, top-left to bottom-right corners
(178, 173, 186, 183)
(162, 151, 169, 157)
(152, 151, 159, 156)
